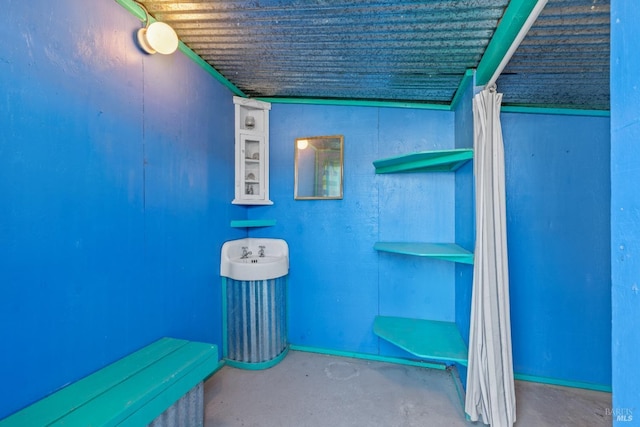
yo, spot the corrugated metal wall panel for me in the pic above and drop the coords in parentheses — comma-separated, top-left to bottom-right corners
(226, 277, 287, 364)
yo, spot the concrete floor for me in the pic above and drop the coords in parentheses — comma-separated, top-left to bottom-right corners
(204, 351, 611, 427)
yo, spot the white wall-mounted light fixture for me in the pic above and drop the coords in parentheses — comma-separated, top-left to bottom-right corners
(297, 139, 309, 150)
(135, 1, 179, 55)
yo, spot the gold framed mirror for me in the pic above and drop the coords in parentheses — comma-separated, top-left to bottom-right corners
(294, 135, 344, 200)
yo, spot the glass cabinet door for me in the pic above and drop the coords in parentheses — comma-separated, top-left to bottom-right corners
(239, 134, 264, 200)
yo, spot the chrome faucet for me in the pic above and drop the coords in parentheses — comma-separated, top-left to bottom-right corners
(258, 245, 266, 257)
(241, 246, 252, 259)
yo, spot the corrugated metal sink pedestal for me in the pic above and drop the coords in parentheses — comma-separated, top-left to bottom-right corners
(221, 238, 290, 370)
(225, 276, 288, 369)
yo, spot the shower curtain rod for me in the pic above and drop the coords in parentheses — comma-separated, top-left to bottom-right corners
(486, 0, 548, 89)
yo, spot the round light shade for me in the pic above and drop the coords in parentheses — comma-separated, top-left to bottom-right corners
(297, 139, 309, 150)
(137, 21, 179, 55)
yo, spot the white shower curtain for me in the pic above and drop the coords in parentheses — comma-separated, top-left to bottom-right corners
(465, 87, 515, 427)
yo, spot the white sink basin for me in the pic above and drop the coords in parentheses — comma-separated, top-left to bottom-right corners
(221, 238, 289, 281)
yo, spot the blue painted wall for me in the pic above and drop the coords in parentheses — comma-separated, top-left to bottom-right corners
(0, 0, 239, 418)
(253, 99, 611, 388)
(611, 0, 640, 423)
(251, 104, 458, 357)
(0, 0, 618, 419)
(502, 113, 611, 387)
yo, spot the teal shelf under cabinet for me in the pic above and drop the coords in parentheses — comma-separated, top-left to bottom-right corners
(374, 316, 468, 366)
(374, 242, 474, 264)
(230, 219, 276, 228)
(373, 149, 473, 174)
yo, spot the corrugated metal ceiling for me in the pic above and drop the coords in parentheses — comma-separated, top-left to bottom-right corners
(138, 0, 610, 111)
(497, 0, 610, 109)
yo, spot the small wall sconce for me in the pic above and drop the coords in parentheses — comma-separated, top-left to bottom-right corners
(135, 1, 179, 55)
(297, 139, 309, 150)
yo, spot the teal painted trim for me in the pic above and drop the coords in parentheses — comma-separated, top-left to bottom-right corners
(114, 0, 245, 97)
(230, 219, 277, 228)
(114, 0, 146, 19)
(259, 93, 514, 112)
(514, 373, 612, 393)
(224, 347, 289, 370)
(450, 70, 475, 111)
(476, 0, 540, 86)
(221, 278, 228, 358)
(501, 105, 611, 117)
(257, 97, 451, 111)
(179, 47, 246, 97)
(289, 345, 447, 371)
(280, 346, 613, 395)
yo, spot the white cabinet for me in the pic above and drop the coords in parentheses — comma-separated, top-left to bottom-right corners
(233, 96, 272, 205)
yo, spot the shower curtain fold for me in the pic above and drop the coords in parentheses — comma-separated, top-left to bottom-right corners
(465, 88, 515, 427)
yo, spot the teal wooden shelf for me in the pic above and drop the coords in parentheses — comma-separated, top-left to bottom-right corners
(373, 149, 473, 174)
(374, 242, 474, 264)
(230, 219, 277, 228)
(374, 316, 468, 366)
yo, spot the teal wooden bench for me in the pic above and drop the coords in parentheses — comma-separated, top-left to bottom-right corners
(0, 337, 219, 426)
